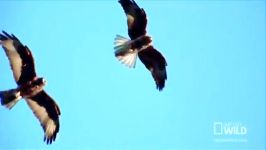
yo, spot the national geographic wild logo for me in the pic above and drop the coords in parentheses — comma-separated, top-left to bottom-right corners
(213, 121, 248, 143)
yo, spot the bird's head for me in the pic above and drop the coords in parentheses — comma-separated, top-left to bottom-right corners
(33, 77, 47, 87)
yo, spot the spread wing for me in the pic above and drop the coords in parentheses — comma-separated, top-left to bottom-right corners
(25, 91, 60, 144)
(0, 31, 36, 85)
(138, 46, 167, 91)
(119, 0, 147, 39)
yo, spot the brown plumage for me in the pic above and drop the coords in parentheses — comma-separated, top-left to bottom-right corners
(0, 31, 60, 144)
(114, 0, 167, 91)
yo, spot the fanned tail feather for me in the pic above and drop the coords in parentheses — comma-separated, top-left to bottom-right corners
(114, 34, 132, 55)
(116, 50, 138, 68)
(114, 34, 138, 68)
(0, 89, 21, 109)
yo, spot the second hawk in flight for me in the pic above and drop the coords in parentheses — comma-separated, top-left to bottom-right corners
(114, 0, 167, 91)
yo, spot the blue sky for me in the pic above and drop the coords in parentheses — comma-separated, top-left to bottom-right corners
(0, 0, 265, 149)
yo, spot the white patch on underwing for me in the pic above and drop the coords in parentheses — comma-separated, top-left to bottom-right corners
(1, 40, 23, 82)
(127, 14, 135, 29)
(26, 99, 57, 138)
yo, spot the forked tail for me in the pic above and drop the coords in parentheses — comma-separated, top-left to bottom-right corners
(0, 89, 21, 109)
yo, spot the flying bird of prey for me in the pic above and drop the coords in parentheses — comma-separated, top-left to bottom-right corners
(114, 0, 167, 91)
(0, 31, 60, 144)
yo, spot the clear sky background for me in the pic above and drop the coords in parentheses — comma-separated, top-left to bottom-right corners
(0, 0, 265, 150)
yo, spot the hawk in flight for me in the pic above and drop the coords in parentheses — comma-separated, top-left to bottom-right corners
(0, 31, 60, 144)
(114, 0, 167, 91)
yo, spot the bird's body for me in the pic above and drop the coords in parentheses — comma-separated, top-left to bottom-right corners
(0, 31, 60, 144)
(18, 77, 46, 98)
(114, 0, 167, 91)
